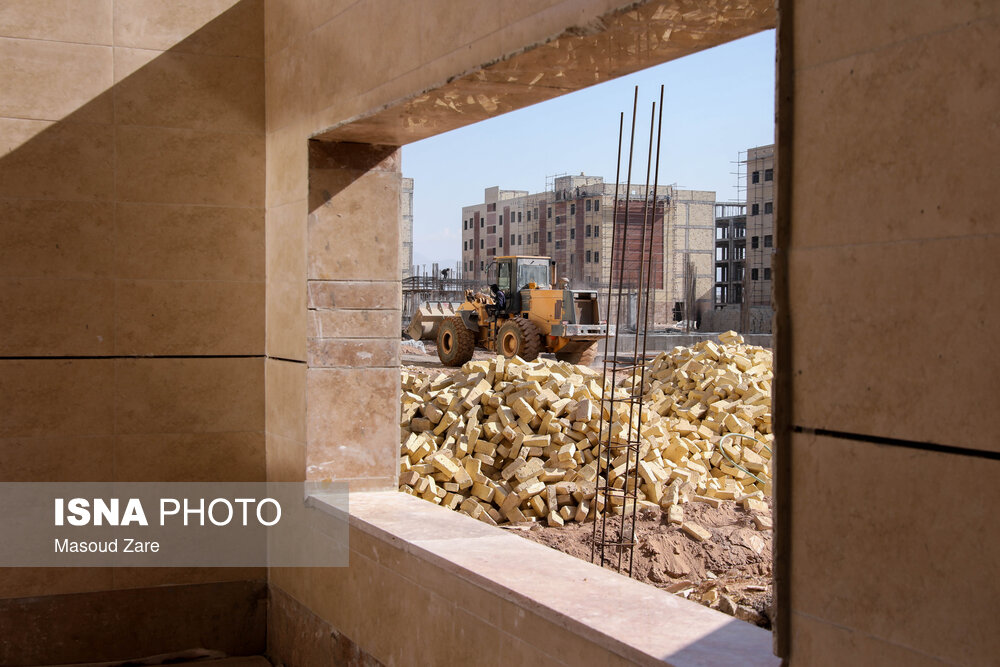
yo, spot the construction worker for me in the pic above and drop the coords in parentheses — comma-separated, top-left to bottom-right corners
(488, 284, 506, 320)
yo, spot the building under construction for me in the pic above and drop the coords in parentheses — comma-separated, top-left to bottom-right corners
(460, 175, 716, 326)
(706, 144, 775, 333)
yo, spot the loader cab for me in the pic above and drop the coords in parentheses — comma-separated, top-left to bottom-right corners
(490, 256, 552, 315)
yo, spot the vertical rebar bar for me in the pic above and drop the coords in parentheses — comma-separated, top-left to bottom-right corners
(629, 84, 665, 575)
(595, 86, 638, 571)
(591, 110, 624, 564)
(590, 85, 668, 577)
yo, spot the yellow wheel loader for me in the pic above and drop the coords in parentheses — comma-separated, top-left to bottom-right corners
(436, 256, 611, 366)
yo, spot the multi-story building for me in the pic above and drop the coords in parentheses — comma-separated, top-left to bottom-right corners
(400, 177, 414, 279)
(745, 144, 775, 307)
(713, 203, 747, 308)
(460, 174, 715, 325)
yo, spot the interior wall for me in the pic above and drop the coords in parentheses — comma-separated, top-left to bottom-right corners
(0, 0, 267, 661)
(782, 1, 1000, 663)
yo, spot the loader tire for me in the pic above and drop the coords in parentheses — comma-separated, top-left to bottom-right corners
(437, 316, 475, 367)
(497, 317, 542, 362)
(555, 342, 599, 366)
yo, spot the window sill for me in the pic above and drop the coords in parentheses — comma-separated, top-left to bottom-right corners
(309, 490, 779, 667)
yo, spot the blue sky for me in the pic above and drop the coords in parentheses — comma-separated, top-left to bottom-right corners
(402, 29, 776, 270)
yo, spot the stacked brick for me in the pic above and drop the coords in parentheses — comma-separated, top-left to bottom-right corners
(398, 332, 773, 534)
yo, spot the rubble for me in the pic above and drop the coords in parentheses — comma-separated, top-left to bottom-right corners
(398, 331, 774, 533)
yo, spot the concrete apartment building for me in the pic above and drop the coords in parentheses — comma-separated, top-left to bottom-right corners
(461, 175, 716, 324)
(400, 177, 414, 279)
(1, 1, 995, 665)
(746, 144, 775, 307)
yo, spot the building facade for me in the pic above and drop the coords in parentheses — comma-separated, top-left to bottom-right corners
(745, 144, 775, 307)
(460, 174, 715, 324)
(713, 202, 747, 308)
(400, 177, 414, 279)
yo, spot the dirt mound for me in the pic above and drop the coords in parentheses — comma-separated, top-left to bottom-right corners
(513, 500, 773, 628)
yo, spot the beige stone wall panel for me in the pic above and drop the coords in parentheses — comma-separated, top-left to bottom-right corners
(0, 279, 114, 355)
(265, 358, 306, 442)
(788, 236, 996, 451)
(789, 432, 1000, 665)
(0, 0, 113, 44)
(265, 278, 307, 361)
(794, 0, 997, 71)
(265, 199, 307, 284)
(305, 367, 398, 482)
(114, 432, 265, 482)
(265, 120, 308, 207)
(0, 567, 114, 601)
(0, 360, 115, 439)
(115, 358, 264, 435)
(115, 203, 264, 282)
(310, 309, 399, 338)
(306, 338, 398, 368)
(114, 0, 264, 57)
(789, 612, 948, 667)
(110, 566, 265, 592)
(0, 200, 115, 280)
(307, 280, 401, 310)
(307, 169, 401, 281)
(0, 38, 113, 122)
(0, 435, 114, 482)
(114, 48, 264, 133)
(115, 280, 264, 356)
(0, 119, 114, 201)
(792, 15, 1000, 249)
(266, 431, 306, 482)
(116, 125, 264, 207)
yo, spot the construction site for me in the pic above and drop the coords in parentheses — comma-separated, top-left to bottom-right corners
(1, 1, 996, 666)
(399, 86, 779, 629)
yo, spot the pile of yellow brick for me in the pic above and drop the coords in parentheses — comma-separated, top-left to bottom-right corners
(398, 331, 773, 535)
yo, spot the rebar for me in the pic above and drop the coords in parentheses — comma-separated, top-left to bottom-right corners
(591, 85, 665, 577)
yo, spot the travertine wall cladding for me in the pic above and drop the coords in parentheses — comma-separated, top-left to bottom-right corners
(304, 141, 402, 487)
(784, 1, 1000, 663)
(0, 0, 267, 611)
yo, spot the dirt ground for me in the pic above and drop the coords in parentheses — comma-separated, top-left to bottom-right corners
(509, 501, 774, 628)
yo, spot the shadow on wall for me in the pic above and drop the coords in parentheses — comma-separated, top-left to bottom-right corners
(0, 2, 267, 664)
(0, 0, 265, 360)
(662, 618, 779, 667)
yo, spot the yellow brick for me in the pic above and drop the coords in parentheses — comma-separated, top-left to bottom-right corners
(514, 458, 544, 482)
(692, 494, 723, 508)
(742, 497, 768, 513)
(510, 396, 535, 421)
(430, 453, 460, 478)
(472, 481, 495, 502)
(517, 480, 546, 498)
(681, 522, 712, 542)
(666, 504, 683, 524)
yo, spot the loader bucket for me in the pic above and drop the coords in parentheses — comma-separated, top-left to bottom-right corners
(406, 302, 456, 340)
